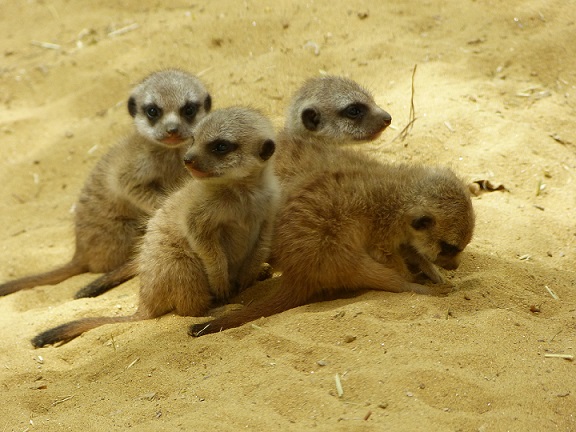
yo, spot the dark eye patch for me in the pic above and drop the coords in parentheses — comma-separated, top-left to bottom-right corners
(181, 102, 199, 120)
(340, 103, 367, 120)
(143, 104, 162, 121)
(209, 139, 238, 155)
(439, 241, 461, 257)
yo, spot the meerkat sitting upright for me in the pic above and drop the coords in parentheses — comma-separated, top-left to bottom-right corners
(0, 69, 212, 297)
(31, 107, 279, 348)
(190, 163, 475, 337)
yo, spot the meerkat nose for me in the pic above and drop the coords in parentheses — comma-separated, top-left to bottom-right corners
(166, 125, 179, 135)
(382, 111, 392, 126)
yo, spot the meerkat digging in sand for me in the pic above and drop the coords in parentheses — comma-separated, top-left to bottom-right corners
(190, 163, 475, 336)
(32, 107, 279, 347)
(0, 69, 212, 297)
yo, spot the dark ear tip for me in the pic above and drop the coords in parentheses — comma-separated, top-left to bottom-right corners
(259, 139, 276, 161)
(204, 94, 212, 112)
(127, 97, 137, 117)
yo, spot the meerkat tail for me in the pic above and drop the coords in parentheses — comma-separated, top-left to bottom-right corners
(74, 262, 137, 299)
(189, 280, 309, 337)
(31, 312, 143, 348)
(0, 260, 88, 296)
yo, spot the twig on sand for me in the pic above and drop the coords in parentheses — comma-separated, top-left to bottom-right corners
(334, 373, 344, 398)
(392, 64, 418, 143)
(545, 285, 559, 300)
(52, 395, 74, 406)
(544, 353, 573, 361)
(31, 40, 61, 50)
(126, 357, 140, 369)
(196, 66, 214, 77)
(108, 23, 139, 37)
(549, 329, 563, 343)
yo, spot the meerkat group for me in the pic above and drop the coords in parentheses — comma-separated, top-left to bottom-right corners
(0, 69, 475, 346)
(32, 107, 279, 347)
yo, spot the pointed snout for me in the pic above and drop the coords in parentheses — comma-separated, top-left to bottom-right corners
(165, 123, 180, 135)
(382, 110, 392, 127)
(435, 255, 461, 271)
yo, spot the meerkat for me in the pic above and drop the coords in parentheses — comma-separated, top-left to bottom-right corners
(0, 69, 212, 298)
(189, 163, 475, 337)
(274, 75, 392, 189)
(31, 106, 279, 348)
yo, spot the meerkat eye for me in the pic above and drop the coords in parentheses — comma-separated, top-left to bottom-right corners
(439, 241, 461, 257)
(210, 139, 238, 155)
(341, 103, 366, 120)
(144, 105, 161, 120)
(181, 103, 199, 119)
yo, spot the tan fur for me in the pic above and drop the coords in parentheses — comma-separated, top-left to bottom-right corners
(190, 162, 475, 336)
(0, 69, 211, 297)
(79, 75, 392, 297)
(283, 75, 391, 143)
(274, 75, 392, 190)
(31, 107, 280, 347)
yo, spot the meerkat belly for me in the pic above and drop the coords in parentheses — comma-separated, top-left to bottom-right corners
(219, 220, 261, 281)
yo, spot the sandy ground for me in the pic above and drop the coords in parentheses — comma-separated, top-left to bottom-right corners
(1, 0, 575, 430)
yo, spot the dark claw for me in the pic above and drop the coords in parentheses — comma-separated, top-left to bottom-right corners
(188, 322, 211, 337)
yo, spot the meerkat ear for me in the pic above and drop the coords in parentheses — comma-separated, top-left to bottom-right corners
(301, 107, 321, 131)
(128, 97, 137, 117)
(408, 209, 436, 231)
(204, 94, 212, 112)
(259, 139, 276, 161)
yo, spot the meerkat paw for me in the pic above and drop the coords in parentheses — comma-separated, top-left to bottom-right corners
(256, 263, 274, 281)
(189, 321, 217, 337)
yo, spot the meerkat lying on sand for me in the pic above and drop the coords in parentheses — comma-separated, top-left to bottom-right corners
(190, 163, 475, 337)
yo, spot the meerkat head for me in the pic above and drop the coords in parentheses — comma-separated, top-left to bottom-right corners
(183, 107, 276, 182)
(285, 75, 392, 143)
(127, 69, 212, 148)
(405, 168, 475, 270)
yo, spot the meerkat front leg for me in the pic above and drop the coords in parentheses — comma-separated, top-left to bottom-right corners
(235, 220, 275, 291)
(192, 234, 231, 302)
(111, 160, 165, 214)
(400, 244, 446, 284)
